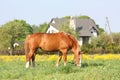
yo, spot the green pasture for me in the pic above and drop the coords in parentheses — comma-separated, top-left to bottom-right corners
(0, 60, 120, 80)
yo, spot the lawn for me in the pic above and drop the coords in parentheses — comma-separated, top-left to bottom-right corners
(0, 54, 120, 80)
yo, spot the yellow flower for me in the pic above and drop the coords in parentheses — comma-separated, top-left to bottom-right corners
(47, 55, 57, 61)
(0, 54, 120, 62)
(82, 54, 90, 60)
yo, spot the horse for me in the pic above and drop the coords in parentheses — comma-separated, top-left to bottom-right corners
(24, 32, 82, 68)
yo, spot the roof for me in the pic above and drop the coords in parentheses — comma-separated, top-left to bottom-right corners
(75, 19, 98, 36)
(49, 18, 98, 37)
(50, 18, 69, 29)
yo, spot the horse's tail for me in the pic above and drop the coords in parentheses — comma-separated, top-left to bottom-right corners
(24, 35, 30, 59)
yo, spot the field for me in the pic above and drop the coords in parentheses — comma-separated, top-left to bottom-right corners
(0, 54, 120, 80)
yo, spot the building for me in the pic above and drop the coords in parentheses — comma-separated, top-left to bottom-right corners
(46, 17, 98, 46)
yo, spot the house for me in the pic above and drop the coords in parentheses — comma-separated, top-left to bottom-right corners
(46, 17, 98, 46)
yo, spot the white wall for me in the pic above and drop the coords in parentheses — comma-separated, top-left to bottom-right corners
(46, 25, 59, 33)
(90, 28, 98, 37)
(78, 37, 83, 46)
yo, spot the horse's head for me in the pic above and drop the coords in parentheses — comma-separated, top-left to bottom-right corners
(66, 33, 82, 67)
(74, 51, 82, 67)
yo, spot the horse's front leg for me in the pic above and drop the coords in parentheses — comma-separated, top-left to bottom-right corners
(60, 49, 67, 66)
(56, 52, 62, 67)
(63, 53, 67, 66)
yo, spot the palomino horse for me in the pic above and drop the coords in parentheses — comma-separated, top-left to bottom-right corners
(24, 32, 82, 68)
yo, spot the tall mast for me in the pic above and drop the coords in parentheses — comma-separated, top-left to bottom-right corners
(105, 17, 114, 43)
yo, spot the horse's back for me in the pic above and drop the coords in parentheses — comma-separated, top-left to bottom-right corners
(39, 32, 73, 51)
(25, 32, 75, 51)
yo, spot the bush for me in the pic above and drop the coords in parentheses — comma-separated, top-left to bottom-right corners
(82, 33, 120, 54)
(0, 50, 9, 55)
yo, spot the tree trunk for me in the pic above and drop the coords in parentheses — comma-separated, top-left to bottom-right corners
(9, 47, 14, 56)
(9, 37, 15, 56)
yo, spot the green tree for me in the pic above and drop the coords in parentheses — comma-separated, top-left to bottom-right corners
(59, 22, 78, 39)
(0, 19, 33, 55)
(39, 23, 48, 32)
(32, 23, 48, 33)
(96, 24, 104, 34)
(32, 24, 41, 33)
(63, 16, 70, 19)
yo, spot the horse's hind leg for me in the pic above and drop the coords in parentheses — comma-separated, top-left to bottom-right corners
(32, 54, 36, 67)
(26, 49, 35, 68)
(26, 52, 30, 68)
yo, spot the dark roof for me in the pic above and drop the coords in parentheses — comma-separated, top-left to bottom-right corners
(75, 19, 98, 36)
(50, 18, 69, 29)
(49, 18, 98, 37)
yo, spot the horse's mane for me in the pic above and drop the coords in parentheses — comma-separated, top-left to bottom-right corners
(59, 32, 79, 46)
(67, 33, 81, 52)
(67, 34, 78, 44)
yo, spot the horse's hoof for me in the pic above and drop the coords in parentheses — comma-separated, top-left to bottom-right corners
(76, 64, 81, 67)
(26, 62, 30, 68)
(26, 65, 29, 68)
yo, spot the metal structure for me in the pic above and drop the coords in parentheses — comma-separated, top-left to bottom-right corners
(105, 17, 114, 43)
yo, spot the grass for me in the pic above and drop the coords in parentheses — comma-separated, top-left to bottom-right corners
(0, 58, 120, 80)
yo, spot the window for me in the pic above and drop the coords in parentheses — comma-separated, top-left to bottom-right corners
(52, 20, 55, 24)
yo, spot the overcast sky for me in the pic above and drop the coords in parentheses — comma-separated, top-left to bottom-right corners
(0, 0, 120, 32)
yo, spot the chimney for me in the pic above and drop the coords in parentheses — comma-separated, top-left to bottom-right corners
(69, 16, 76, 30)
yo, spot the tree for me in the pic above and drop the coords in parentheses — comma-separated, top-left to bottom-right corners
(63, 16, 70, 19)
(96, 24, 105, 34)
(39, 23, 48, 32)
(31, 23, 48, 33)
(32, 24, 41, 33)
(0, 19, 33, 55)
(59, 22, 78, 39)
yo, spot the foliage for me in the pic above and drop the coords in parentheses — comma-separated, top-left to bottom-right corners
(63, 15, 90, 19)
(31, 25, 41, 33)
(82, 32, 120, 54)
(32, 23, 48, 33)
(0, 19, 33, 55)
(58, 22, 78, 39)
(40, 23, 49, 32)
(96, 24, 105, 34)
(63, 16, 70, 19)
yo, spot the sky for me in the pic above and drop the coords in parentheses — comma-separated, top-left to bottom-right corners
(0, 0, 120, 32)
